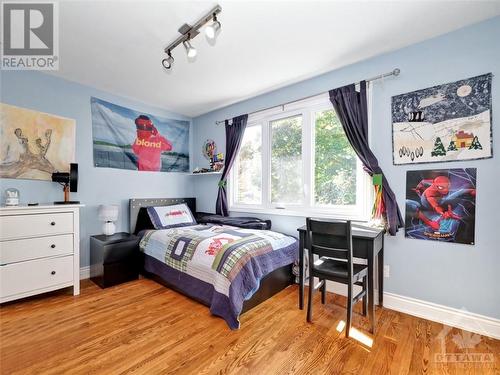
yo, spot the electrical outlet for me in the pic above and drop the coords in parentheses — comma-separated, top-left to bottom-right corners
(384, 265, 390, 278)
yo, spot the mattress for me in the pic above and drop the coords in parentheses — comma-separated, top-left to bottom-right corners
(139, 224, 298, 329)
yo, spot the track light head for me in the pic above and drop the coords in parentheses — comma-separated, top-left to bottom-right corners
(162, 51, 174, 69)
(183, 39, 197, 58)
(205, 14, 221, 40)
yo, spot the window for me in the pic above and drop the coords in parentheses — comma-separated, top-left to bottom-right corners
(230, 94, 371, 220)
(314, 109, 357, 206)
(233, 125, 262, 205)
(271, 115, 303, 205)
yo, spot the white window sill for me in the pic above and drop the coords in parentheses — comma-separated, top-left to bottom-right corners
(229, 206, 370, 222)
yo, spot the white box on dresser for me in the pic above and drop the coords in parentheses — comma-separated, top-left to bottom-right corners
(0, 204, 83, 303)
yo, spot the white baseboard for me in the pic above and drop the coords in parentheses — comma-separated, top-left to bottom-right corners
(315, 280, 499, 340)
(79, 266, 90, 280)
(307, 280, 379, 304)
(383, 292, 500, 340)
(323, 280, 379, 304)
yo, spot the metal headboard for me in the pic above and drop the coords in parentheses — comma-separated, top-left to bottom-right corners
(129, 197, 196, 233)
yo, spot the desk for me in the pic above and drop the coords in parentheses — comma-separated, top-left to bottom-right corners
(297, 224, 384, 330)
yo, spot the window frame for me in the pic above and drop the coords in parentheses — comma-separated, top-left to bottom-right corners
(268, 110, 305, 208)
(229, 93, 372, 221)
(231, 122, 264, 207)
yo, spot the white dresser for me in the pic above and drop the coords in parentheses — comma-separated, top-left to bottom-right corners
(0, 204, 82, 303)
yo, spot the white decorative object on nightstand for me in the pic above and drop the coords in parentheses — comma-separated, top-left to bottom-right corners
(0, 204, 83, 303)
(98, 204, 119, 236)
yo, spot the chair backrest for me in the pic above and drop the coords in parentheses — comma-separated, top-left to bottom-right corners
(306, 218, 353, 274)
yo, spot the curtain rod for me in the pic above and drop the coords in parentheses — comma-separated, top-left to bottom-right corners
(215, 68, 400, 125)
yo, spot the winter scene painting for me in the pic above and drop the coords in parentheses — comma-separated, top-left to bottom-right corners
(392, 74, 492, 165)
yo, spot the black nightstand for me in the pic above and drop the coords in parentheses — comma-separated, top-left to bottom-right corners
(90, 232, 140, 288)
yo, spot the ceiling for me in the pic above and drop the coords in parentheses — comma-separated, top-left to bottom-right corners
(52, 1, 500, 117)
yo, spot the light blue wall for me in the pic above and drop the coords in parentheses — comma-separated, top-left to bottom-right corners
(0, 71, 194, 267)
(192, 17, 500, 319)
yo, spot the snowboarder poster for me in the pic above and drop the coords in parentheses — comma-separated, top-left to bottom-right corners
(392, 74, 492, 165)
(405, 168, 476, 245)
(91, 98, 190, 172)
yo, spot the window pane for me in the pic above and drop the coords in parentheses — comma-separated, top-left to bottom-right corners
(271, 115, 303, 204)
(314, 110, 357, 205)
(235, 126, 262, 204)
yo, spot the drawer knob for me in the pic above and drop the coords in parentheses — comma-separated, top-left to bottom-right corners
(51, 271, 56, 275)
(51, 244, 56, 248)
(50, 222, 56, 226)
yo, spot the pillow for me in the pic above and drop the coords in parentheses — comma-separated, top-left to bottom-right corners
(147, 203, 197, 229)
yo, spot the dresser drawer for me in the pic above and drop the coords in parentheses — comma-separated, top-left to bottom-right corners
(0, 234, 73, 265)
(0, 255, 74, 299)
(0, 212, 73, 240)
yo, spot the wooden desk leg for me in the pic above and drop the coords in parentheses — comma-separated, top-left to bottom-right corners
(378, 237, 384, 307)
(368, 252, 375, 334)
(298, 232, 305, 310)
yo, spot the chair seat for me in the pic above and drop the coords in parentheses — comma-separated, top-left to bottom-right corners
(313, 257, 367, 279)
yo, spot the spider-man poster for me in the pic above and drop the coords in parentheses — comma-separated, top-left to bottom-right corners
(405, 168, 476, 245)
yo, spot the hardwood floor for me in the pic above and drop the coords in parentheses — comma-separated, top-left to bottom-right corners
(1, 279, 498, 374)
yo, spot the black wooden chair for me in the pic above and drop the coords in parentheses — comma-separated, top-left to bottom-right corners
(306, 218, 371, 337)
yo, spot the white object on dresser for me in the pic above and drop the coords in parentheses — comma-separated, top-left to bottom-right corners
(0, 204, 83, 303)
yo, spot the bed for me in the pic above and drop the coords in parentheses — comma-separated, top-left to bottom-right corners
(129, 198, 298, 329)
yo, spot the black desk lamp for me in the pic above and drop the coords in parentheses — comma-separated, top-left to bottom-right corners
(52, 163, 80, 204)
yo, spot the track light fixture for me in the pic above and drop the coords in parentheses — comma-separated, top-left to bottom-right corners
(161, 4, 221, 70)
(162, 51, 174, 69)
(205, 14, 221, 40)
(183, 38, 197, 59)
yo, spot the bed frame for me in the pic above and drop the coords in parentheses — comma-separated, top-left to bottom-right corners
(129, 198, 294, 313)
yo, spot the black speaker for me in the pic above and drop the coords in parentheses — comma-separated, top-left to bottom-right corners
(52, 163, 79, 204)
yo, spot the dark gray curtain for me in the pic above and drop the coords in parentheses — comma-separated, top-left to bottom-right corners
(329, 81, 403, 235)
(216, 114, 248, 216)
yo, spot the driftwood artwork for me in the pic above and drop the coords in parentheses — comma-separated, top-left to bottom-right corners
(0, 103, 75, 181)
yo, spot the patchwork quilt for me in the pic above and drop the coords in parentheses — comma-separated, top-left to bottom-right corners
(139, 224, 298, 329)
